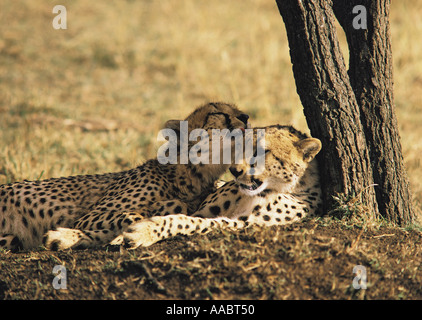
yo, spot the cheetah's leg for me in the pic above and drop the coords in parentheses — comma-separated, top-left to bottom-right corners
(121, 214, 245, 249)
(42, 228, 92, 250)
(108, 200, 192, 245)
(193, 181, 239, 218)
(42, 199, 191, 250)
(43, 210, 147, 250)
(43, 226, 130, 250)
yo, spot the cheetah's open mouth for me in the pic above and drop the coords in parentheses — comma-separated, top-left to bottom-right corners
(239, 181, 262, 191)
(238, 178, 267, 196)
(238, 178, 264, 192)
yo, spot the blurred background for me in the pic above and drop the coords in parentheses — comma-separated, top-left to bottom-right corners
(0, 0, 420, 214)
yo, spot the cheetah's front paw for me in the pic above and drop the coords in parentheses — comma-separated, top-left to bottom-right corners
(43, 228, 91, 250)
(122, 219, 162, 249)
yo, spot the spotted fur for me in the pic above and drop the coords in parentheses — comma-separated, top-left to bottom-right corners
(121, 125, 322, 248)
(0, 102, 249, 251)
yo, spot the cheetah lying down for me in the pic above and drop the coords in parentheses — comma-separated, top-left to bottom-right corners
(120, 125, 322, 248)
(0, 102, 249, 251)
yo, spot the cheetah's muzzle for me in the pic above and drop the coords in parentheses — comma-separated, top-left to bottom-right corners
(239, 178, 263, 191)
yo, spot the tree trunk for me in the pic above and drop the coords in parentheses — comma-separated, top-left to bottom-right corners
(332, 0, 415, 225)
(275, 0, 416, 225)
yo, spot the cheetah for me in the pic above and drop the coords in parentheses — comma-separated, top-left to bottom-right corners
(0, 102, 249, 251)
(121, 125, 322, 248)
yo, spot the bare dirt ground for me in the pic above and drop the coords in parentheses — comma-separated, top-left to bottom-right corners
(1, 217, 421, 300)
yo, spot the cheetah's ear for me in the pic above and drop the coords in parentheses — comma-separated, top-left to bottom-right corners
(163, 120, 182, 138)
(164, 120, 181, 131)
(295, 138, 322, 162)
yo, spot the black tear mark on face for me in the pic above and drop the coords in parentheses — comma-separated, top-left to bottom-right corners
(203, 112, 233, 130)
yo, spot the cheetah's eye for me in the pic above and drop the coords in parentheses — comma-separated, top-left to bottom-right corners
(253, 149, 269, 158)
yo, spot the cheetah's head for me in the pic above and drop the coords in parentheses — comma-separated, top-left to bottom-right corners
(161, 102, 250, 168)
(164, 102, 249, 136)
(229, 125, 321, 196)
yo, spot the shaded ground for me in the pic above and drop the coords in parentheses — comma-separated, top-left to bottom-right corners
(1, 217, 421, 300)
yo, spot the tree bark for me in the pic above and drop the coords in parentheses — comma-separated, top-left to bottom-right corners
(275, 0, 416, 225)
(332, 0, 415, 224)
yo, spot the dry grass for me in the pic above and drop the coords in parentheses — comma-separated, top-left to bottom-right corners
(0, 0, 421, 300)
(0, 0, 420, 216)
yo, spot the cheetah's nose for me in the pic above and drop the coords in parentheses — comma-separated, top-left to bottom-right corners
(236, 114, 249, 125)
(229, 167, 243, 178)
